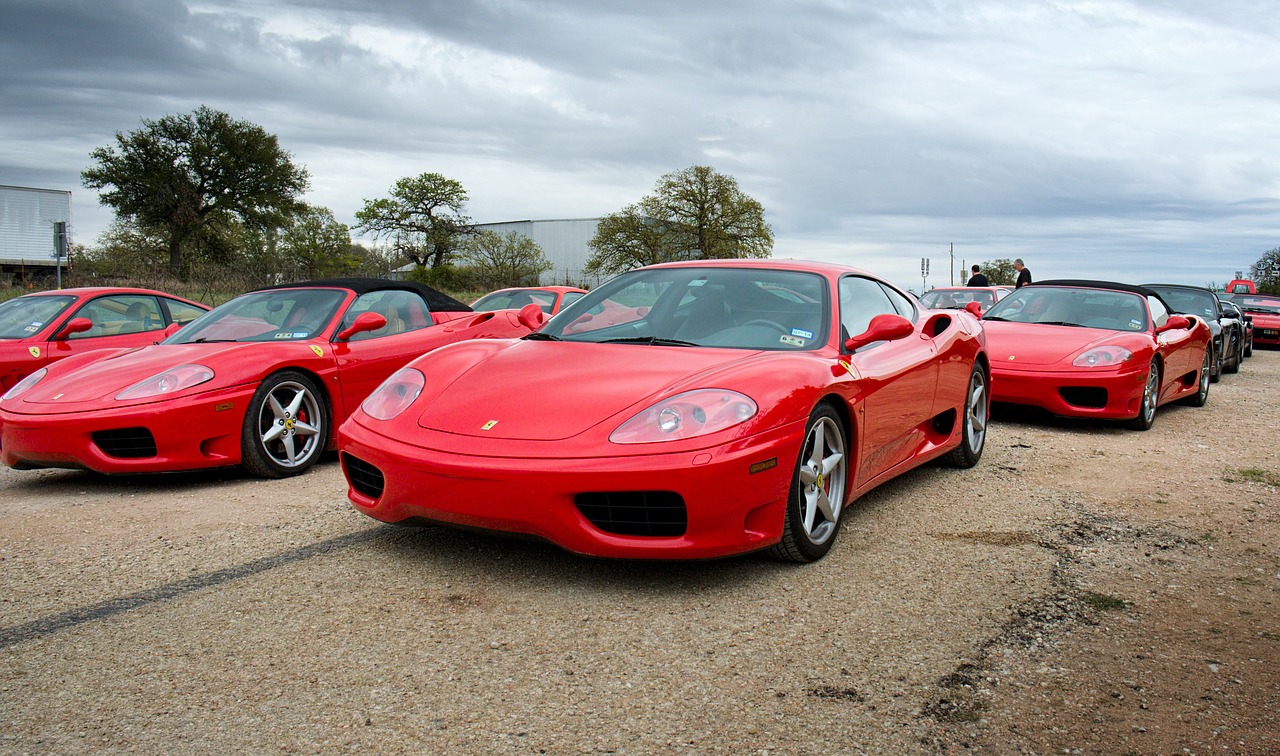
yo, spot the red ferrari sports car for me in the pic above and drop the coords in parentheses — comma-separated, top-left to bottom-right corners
(471, 286, 588, 315)
(1229, 293, 1280, 348)
(0, 279, 545, 477)
(981, 280, 1212, 430)
(340, 260, 989, 562)
(0, 287, 208, 393)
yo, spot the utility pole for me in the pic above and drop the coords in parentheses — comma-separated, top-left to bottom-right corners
(949, 243, 954, 286)
(921, 257, 930, 292)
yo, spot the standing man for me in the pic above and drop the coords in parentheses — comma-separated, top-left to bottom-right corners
(966, 265, 989, 287)
(1014, 258, 1032, 288)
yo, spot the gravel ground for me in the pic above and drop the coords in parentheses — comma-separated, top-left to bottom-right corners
(1, 351, 1277, 754)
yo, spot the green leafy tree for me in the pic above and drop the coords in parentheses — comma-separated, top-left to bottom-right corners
(586, 165, 773, 277)
(81, 105, 310, 278)
(976, 258, 1019, 286)
(1250, 247, 1280, 294)
(461, 230, 553, 289)
(279, 205, 357, 278)
(354, 173, 472, 269)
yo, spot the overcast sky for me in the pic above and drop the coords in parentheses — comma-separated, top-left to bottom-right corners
(3, 0, 1277, 289)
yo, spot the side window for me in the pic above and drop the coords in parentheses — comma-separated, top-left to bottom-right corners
(560, 292, 585, 309)
(163, 299, 206, 326)
(343, 290, 433, 341)
(839, 276, 898, 342)
(68, 295, 162, 338)
(1147, 296, 1169, 329)
(878, 282, 917, 320)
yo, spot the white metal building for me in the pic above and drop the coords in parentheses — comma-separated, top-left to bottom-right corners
(475, 218, 602, 287)
(0, 185, 71, 282)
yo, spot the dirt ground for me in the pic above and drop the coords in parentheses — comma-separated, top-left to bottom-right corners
(0, 351, 1276, 754)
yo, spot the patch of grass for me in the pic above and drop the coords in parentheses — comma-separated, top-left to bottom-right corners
(1234, 576, 1261, 586)
(1080, 591, 1128, 611)
(1226, 468, 1280, 487)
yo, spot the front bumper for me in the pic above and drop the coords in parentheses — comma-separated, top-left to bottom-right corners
(338, 416, 806, 560)
(0, 385, 253, 473)
(989, 364, 1148, 420)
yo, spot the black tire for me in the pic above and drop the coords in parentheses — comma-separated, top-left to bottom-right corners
(768, 404, 849, 563)
(1181, 348, 1211, 408)
(1209, 342, 1222, 383)
(943, 362, 988, 468)
(1244, 333, 1253, 358)
(241, 370, 329, 478)
(1126, 360, 1161, 431)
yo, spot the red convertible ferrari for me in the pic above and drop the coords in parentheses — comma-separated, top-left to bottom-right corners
(981, 280, 1212, 430)
(340, 260, 989, 562)
(0, 287, 208, 393)
(0, 279, 544, 477)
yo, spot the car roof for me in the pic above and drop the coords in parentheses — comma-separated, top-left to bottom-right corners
(256, 277, 471, 312)
(1031, 279, 1162, 299)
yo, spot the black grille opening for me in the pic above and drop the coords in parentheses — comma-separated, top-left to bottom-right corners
(91, 427, 157, 458)
(574, 491, 687, 537)
(343, 453, 385, 499)
(1058, 386, 1108, 409)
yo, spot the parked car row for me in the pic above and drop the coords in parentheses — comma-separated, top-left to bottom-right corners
(0, 269, 1266, 565)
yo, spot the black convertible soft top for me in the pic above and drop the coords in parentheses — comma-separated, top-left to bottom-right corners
(257, 277, 471, 312)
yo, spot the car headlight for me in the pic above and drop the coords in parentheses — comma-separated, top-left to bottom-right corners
(361, 368, 425, 421)
(1072, 346, 1133, 367)
(610, 389, 758, 444)
(116, 364, 215, 400)
(2, 368, 47, 402)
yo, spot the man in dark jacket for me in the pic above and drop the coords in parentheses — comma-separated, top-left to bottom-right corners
(966, 265, 989, 287)
(1014, 258, 1032, 288)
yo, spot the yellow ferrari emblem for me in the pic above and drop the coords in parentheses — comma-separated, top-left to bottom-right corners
(28, 346, 40, 358)
(309, 345, 324, 357)
(1008, 355, 1016, 360)
(481, 420, 498, 431)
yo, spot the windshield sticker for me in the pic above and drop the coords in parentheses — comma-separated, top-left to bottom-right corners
(292, 331, 309, 338)
(790, 328, 814, 339)
(779, 334, 805, 347)
(24, 325, 39, 333)
(273, 332, 293, 339)
(688, 278, 707, 287)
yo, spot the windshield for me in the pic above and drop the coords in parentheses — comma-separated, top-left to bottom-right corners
(541, 267, 830, 350)
(1231, 294, 1280, 314)
(167, 289, 347, 343)
(0, 295, 75, 339)
(1145, 286, 1218, 319)
(984, 286, 1149, 331)
(920, 289, 995, 309)
(472, 288, 558, 313)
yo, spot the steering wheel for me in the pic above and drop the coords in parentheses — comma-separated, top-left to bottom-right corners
(740, 319, 788, 334)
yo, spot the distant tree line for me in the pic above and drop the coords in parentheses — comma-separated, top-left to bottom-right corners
(75, 105, 774, 300)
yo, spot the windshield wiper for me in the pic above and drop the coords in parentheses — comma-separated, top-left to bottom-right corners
(982, 316, 1010, 322)
(190, 338, 239, 343)
(523, 332, 560, 341)
(1036, 321, 1085, 327)
(600, 336, 698, 347)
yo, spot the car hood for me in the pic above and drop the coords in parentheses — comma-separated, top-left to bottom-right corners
(12, 342, 306, 407)
(982, 321, 1138, 367)
(414, 340, 770, 441)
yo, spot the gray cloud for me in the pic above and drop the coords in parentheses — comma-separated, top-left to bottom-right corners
(2, 0, 1276, 288)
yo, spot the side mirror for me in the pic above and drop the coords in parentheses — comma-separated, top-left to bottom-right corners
(336, 311, 387, 341)
(844, 313, 915, 352)
(1156, 314, 1191, 334)
(517, 302, 548, 330)
(163, 322, 183, 339)
(964, 301, 983, 317)
(54, 317, 93, 340)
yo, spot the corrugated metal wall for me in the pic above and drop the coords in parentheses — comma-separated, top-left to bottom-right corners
(0, 185, 71, 264)
(476, 218, 605, 287)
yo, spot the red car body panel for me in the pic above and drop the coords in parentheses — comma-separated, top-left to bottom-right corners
(0, 287, 208, 393)
(339, 259, 988, 560)
(0, 284, 535, 474)
(1231, 294, 1280, 346)
(983, 285, 1211, 421)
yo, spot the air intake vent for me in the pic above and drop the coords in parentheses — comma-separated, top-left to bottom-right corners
(91, 427, 157, 458)
(342, 453, 385, 499)
(574, 491, 687, 537)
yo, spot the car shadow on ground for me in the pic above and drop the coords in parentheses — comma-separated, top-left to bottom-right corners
(990, 400, 1201, 434)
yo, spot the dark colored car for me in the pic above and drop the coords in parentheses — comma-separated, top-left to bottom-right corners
(1217, 298, 1249, 366)
(1143, 283, 1238, 381)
